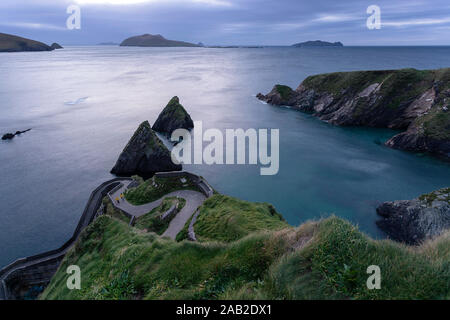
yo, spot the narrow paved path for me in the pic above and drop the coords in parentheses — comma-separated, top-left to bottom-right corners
(109, 181, 206, 239)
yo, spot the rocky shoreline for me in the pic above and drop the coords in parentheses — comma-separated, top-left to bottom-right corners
(257, 68, 450, 160)
(377, 188, 450, 245)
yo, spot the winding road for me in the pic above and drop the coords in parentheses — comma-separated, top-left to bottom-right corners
(109, 180, 206, 239)
(0, 173, 211, 300)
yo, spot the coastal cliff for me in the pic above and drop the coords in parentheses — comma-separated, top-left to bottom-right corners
(257, 68, 450, 160)
(111, 121, 181, 177)
(377, 188, 450, 245)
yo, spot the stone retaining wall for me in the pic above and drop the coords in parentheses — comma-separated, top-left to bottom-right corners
(0, 178, 132, 300)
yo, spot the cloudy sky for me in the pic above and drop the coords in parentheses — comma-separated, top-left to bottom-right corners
(1, 0, 449, 45)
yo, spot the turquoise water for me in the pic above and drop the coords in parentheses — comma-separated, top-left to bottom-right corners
(1, 46, 450, 267)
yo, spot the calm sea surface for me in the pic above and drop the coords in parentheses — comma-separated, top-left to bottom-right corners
(1, 46, 450, 267)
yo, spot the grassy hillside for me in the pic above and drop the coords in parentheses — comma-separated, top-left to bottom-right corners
(176, 194, 289, 242)
(134, 197, 186, 235)
(41, 212, 450, 300)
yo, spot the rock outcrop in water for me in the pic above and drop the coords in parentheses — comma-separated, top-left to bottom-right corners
(257, 68, 450, 160)
(2, 129, 31, 140)
(376, 188, 450, 245)
(50, 43, 63, 50)
(0, 33, 54, 52)
(120, 34, 200, 47)
(152, 97, 194, 136)
(111, 121, 181, 177)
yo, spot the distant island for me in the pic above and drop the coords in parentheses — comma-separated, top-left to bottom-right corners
(120, 34, 200, 47)
(0, 32, 56, 52)
(292, 40, 344, 47)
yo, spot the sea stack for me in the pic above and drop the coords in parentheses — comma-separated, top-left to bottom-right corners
(376, 188, 450, 245)
(111, 121, 181, 177)
(152, 96, 194, 136)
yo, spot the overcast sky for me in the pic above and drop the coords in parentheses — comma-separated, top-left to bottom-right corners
(1, 0, 449, 45)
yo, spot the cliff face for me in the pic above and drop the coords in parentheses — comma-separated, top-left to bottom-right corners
(257, 68, 450, 160)
(0, 33, 53, 52)
(111, 121, 181, 177)
(120, 34, 200, 47)
(152, 96, 194, 136)
(377, 188, 450, 245)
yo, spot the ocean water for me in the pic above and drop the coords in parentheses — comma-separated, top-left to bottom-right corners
(1, 46, 450, 267)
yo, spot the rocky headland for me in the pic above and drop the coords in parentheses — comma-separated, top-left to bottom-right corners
(292, 40, 343, 47)
(377, 188, 450, 245)
(0, 33, 54, 52)
(257, 68, 450, 160)
(152, 96, 194, 136)
(111, 121, 181, 177)
(120, 34, 200, 47)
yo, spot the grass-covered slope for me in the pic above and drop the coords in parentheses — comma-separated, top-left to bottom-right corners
(134, 197, 186, 235)
(176, 194, 289, 242)
(41, 213, 450, 300)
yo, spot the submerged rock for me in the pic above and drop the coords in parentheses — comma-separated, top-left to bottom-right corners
(111, 121, 181, 177)
(376, 188, 450, 245)
(152, 96, 194, 136)
(257, 68, 450, 160)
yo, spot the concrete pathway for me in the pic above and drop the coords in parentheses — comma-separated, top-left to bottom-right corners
(109, 181, 206, 239)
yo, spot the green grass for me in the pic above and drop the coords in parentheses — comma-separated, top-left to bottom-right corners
(40, 215, 450, 300)
(164, 96, 189, 121)
(275, 85, 295, 101)
(102, 197, 130, 223)
(40, 215, 289, 300)
(177, 194, 289, 243)
(418, 188, 450, 206)
(125, 175, 200, 205)
(134, 197, 186, 235)
(266, 218, 450, 300)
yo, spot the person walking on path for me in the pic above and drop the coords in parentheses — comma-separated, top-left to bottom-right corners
(120, 193, 124, 201)
(115, 197, 120, 204)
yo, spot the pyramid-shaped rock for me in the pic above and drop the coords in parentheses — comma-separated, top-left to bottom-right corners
(152, 96, 194, 136)
(111, 121, 181, 176)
